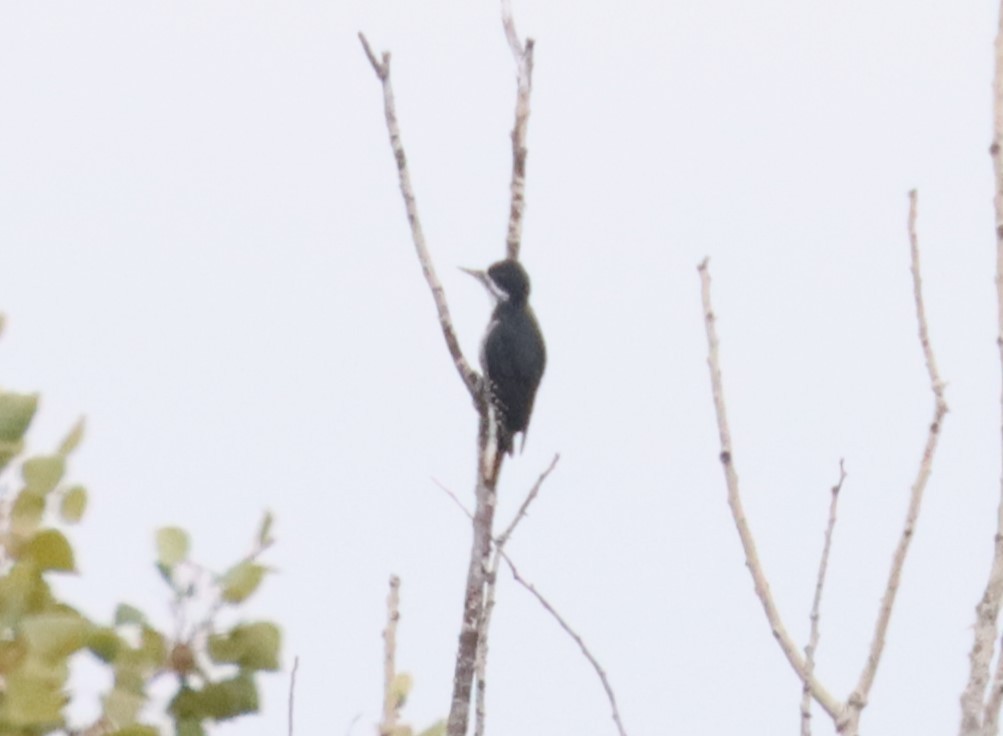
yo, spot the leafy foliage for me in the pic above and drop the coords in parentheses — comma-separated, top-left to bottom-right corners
(0, 316, 282, 735)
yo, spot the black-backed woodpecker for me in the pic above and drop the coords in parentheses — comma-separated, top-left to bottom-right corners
(463, 259, 546, 455)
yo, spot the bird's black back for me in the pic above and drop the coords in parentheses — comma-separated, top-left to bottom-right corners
(482, 298, 546, 454)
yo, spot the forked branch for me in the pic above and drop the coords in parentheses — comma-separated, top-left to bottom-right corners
(697, 258, 843, 721)
(699, 190, 946, 735)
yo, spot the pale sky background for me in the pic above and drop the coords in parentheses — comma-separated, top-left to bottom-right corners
(0, 1, 999, 734)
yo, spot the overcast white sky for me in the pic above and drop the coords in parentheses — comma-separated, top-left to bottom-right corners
(0, 1, 1000, 734)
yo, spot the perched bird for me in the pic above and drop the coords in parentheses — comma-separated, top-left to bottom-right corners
(462, 259, 546, 455)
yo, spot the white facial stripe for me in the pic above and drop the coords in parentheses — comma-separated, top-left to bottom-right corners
(486, 277, 509, 301)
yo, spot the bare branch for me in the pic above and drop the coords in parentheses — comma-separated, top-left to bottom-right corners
(960, 8, 1003, 734)
(840, 192, 949, 733)
(436, 470, 626, 736)
(475, 454, 561, 736)
(380, 575, 402, 736)
(698, 259, 845, 717)
(503, 555, 628, 736)
(496, 453, 561, 548)
(288, 656, 299, 736)
(697, 258, 844, 721)
(984, 624, 1003, 732)
(446, 450, 499, 736)
(357, 32, 480, 398)
(801, 461, 847, 736)
(500, 0, 535, 260)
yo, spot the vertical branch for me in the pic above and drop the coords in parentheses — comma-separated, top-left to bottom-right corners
(288, 656, 300, 736)
(843, 190, 948, 735)
(697, 258, 844, 722)
(380, 575, 402, 736)
(501, 0, 535, 260)
(474, 454, 560, 736)
(961, 4, 1003, 734)
(801, 462, 846, 736)
(447, 411, 498, 736)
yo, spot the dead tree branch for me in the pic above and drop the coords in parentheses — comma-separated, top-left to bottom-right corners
(475, 454, 560, 736)
(358, 29, 497, 736)
(960, 3, 1003, 733)
(357, 32, 480, 399)
(503, 556, 628, 736)
(700, 188, 947, 736)
(697, 258, 844, 722)
(801, 462, 846, 736)
(501, 0, 535, 260)
(361, 2, 539, 732)
(436, 473, 627, 736)
(842, 189, 948, 733)
(288, 656, 299, 736)
(380, 575, 402, 736)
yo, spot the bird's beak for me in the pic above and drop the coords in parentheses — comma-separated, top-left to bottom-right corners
(460, 266, 489, 288)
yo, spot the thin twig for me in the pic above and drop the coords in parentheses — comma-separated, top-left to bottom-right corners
(380, 575, 402, 736)
(842, 192, 948, 735)
(496, 454, 561, 548)
(436, 473, 626, 736)
(697, 258, 844, 721)
(500, 0, 535, 260)
(475, 454, 561, 736)
(288, 656, 299, 736)
(801, 461, 847, 736)
(503, 555, 628, 736)
(357, 32, 480, 399)
(961, 6, 1003, 734)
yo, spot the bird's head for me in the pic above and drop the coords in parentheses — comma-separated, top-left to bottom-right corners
(461, 259, 531, 305)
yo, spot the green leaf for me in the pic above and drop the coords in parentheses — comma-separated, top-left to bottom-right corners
(2, 670, 64, 727)
(22, 455, 65, 496)
(11, 489, 45, 539)
(103, 686, 147, 727)
(57, 417, 86, 456)
(219, 561, 266, 604)
(0, 639, 27, 673)
(0, 438, 25, 471)
(0, 391, 37, 472)
(108, 726, 159, 736)
(0, 391, 38, 442)
(416, 721, 447, 736)
(201, 674, 259, 720)
(389, 672, 413, 709)
(156, 527, 189, 568)
(59, 485, 88, 523)
(257, 510, 274, 547)
(168, 686, 202, 720)
(115, 604, 148, 626)
(176, 719, 206, 736)
(208, 622, 281, 671)
(88, 626, 122, 663)
(19, 529, 75, 572)
(21, 611, 88, 659)
(139, 625, 167, 669)
(0, 562, 52, 624)
(112, 658, 147, 694)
